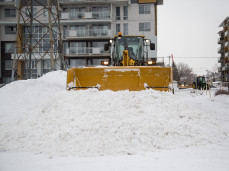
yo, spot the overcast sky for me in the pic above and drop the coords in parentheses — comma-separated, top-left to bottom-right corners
(157, 0, 229, 75)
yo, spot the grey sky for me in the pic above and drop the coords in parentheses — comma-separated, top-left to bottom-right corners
(157, 0, 229, 75)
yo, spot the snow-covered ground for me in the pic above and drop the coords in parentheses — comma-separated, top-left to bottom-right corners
(0, 71, 228, 171)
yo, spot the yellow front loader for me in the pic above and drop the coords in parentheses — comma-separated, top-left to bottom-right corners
(67, 33, 172, 92)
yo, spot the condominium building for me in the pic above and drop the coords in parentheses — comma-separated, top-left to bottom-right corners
(0, 0, 17, 84)
(218, 17, 229, 82)
(0, 0, 163, 84)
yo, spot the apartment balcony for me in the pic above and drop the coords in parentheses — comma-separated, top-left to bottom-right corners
(225, 41, 229, 47)
(218, 56, 224, 63)
(218, 37, 224, 44)
(225, 74, 229, 82)
(225, 46, 229, 52)
(66, 29, 111, 40)
(225, 30, 229, 37)
(225, 52, 229, 62)
(218, 46, 224, 53)
(225, 35, 229, 42)
(218, 66, 222, 72)
(60, 11, 111, 23)
(59, 0, 129, 5)
(0, 0, 15, 6)
(66, 47, 110, 57)
(224, 24, 229, 31)
(225, 63, 229, 71)
(59, 0, 112, 4)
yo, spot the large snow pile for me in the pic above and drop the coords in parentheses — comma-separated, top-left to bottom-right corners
(0, 71, 226, 157)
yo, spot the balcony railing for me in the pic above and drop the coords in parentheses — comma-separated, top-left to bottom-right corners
(218, 56, 224, 62)
(61, 11, 111, 20)
(225, 41, 229, 47)
(218, 66, 222, 72)
(66, 47, 108, 55)
(218, 46, 224, 53)
(226, 22, 229, 27)
(218, 37, 224, 44)
(225, 74, 229, 82)
(226, 52, 229, 57)
(66, 29, 111, 38)
(225, 63, 229, 70)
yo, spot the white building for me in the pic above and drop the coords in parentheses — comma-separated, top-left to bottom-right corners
(0, 0, 163, 84)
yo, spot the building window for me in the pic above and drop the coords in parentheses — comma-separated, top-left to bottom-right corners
(63, 42, 68, 54)
(123, 6, 128, 20)
(92, 24, 109, 36)
(116, 24, 121, 35)
(5, 9, 16, 17)
(25, 8, 37, 17)
(139, 22, 151, 32)
(63, 25, 67, 38)
(3, 77, 12, 84)
(5, 43, 15, 53)
(5, 26, 16, 34)
(25, 60, 37, 69)
(92, 7, 109, 19)
(43, 60, 51, 69)
(116, 7, 120, 20)
(70, 59, 86, 68)
(44, 7, 56, 16)
(70, 7, 86, 19)
(24, 26, 57, 52)
(139, 4, 150, 14)
(43, 8, 48, 16)
(69, 42, 86, 55)
(123, 23, 128, 35)
(5, 60, 13, 70)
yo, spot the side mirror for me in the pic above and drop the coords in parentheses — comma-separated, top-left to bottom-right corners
(104, 44, 109, 51)
(150, 43, 155, 50)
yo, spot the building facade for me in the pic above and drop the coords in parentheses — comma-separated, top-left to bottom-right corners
(0, 0, 163, 84)
(0, 0, 17, 84)
(218, 17, 229, 83)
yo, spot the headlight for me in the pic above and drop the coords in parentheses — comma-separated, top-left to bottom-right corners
(147, 60, 156, 65)
(148, 60, 153, 65)
(144, 39, 150, 45)
(101, 61, 109, 66)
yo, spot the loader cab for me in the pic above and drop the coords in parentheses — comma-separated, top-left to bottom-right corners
(104, 35, 155, 66)
(113, 36, 144, 65)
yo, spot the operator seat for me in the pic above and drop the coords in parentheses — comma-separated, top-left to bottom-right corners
(127, 47, 136, 59)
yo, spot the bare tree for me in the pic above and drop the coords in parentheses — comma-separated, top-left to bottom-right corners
(176, 62, 195, 83)
(173, 61, 180, 81)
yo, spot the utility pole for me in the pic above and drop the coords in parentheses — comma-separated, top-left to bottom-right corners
(14, 0, 64, 80)
(29, 0, 34, 79)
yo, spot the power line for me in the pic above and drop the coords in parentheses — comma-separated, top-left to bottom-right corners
(172, 57, 218, 58)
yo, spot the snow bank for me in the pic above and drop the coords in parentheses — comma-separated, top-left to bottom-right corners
(0, 71, 226, 157)
(0, 71, 66, 122)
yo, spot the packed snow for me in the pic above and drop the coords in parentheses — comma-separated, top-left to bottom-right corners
(0, 71, 229, 170)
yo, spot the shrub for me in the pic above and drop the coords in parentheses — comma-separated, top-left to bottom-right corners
(215, 90, 229, 96)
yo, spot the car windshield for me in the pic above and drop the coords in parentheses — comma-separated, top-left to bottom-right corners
(114, 36, 144, 61)
(179, 81, 187, 86)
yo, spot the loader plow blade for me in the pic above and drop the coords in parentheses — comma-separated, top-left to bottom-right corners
(67, 66, 171, 91)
